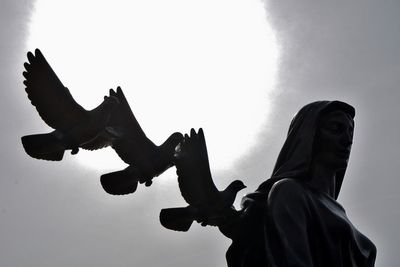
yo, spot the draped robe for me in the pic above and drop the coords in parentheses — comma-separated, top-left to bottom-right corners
(219, 101, 376, 267)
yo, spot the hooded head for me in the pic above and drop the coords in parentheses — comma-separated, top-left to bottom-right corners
(257, 101, 355, 199)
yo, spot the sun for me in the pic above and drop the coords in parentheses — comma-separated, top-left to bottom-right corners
(27, 0, 279, 173)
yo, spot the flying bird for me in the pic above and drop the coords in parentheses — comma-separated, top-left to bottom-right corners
(99, 87, 183, 195)
(21, 49, 120, 161)
(159, 128, 246, 232)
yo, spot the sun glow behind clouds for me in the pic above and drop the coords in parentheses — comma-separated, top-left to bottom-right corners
(27, 0, 279, 171)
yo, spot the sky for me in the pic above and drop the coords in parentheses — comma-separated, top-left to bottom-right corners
(1, 0, 400, 266)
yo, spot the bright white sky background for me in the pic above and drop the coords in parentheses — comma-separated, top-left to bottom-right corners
(27, 0, 279, 172)
(1, 0, 400, 266)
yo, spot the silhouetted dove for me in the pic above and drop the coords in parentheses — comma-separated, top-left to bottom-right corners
(21, 49, 119, 161)
(100, 87, 183, 195)
(160, 128, 246, 232)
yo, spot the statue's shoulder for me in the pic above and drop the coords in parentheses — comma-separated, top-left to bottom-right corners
(267, 178, 308, 207)
(240, 191, 269, 210)
(270, 178, 305, 194)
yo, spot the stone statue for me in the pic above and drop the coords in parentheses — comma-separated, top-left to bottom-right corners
(163, 101, 377, 267)
(20, 50, 376, 266)
(160, 128, 247, 231)
(21, 49, 120, 159)
(100, 87, 183, 194)
(21, 49, 183, 195)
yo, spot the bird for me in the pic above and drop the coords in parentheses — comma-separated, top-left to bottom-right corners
(21, 49, 120, 161)
(159, 128, 246, 232)
(99, 86, 183, 195)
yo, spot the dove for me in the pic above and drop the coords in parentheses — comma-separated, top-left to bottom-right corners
(159, 128, 246, 232)
(21, 49, 120, 161)
(99, 87, 183, 195)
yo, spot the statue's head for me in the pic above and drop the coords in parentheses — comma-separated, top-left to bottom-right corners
(258, 100, 355, 199)
(313, 108, 354, 172)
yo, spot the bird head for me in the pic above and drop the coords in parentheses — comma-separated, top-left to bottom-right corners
(227, 180, 247, 193)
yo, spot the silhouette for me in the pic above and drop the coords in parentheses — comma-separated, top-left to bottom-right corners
(20, 50, 376, 266)
(100, 87, 183, 195)
(214, 101, 377, 267)
(160, 128, 246, 231)
(21, 49, 119, 161)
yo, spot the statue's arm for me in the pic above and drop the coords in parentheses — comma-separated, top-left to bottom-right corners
(217, 191, 268, 240)
(267, 179, 313, 267)
(217, 207, 243, 239)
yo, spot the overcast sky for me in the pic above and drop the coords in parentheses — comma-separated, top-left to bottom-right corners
(1, 0, 400, 266)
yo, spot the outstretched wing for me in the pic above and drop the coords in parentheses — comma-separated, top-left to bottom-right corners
(175, 128, 221, 208)
(80, 133, 113, 151)
(107, 87, 157, 164)
(23, 49, 87, 131)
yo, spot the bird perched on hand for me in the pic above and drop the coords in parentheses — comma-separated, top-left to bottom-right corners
(21, 49, 120, 161)
(159, 128, 246, 232)
(99, 86, 183, 195)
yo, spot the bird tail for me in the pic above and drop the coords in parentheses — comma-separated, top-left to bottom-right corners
(21, 133, 65, 161)
(100, 167, 139, 195)
(159, 207, 196, 232)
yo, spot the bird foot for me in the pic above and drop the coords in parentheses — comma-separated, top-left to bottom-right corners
(200, 221, 208, 227)
(196, 215, 209, 227)
(145, 180, 152, 187)
(71, 148, 79, 155)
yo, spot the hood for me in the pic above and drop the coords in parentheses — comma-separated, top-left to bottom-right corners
(257, 101, 355, 200)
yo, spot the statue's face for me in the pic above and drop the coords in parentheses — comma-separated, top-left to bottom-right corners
(314, 110, 354, 170)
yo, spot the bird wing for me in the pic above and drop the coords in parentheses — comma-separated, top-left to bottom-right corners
(108, 87, 157, 164)
(23, 49, 87, 131)
(175, 128, 222, 208)
(80, 133, 113, 150)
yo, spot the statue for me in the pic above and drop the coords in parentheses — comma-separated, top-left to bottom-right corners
(162, 101, 377, 267)
(21, 49, 120, 159)
(160, 128, 247, 231)
(99, 87, 183, 194)
(21, 49, 183, 195)
(21, 49, 377, 266)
